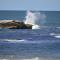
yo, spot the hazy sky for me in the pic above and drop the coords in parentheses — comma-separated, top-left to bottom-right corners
(0, 0, 60, 11)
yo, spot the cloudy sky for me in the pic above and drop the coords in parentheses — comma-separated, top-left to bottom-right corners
(0, 0, 60, 10)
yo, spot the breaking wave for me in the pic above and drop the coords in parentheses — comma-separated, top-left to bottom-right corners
(24, 11, 46, 29)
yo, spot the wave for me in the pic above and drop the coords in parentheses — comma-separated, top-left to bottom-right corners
(1, 39, 60, 43)
(32, 25, 40, 29)
(50, 33, 60, 38)
(3, 39, 26, 43)
(0, 57, 59, 60)
(24, 11, 46, 29)
(0, 58, 40, 60)
(21, 57, 41, 60)
(54, 35, 60, 38)
(20, 57, 60, 60)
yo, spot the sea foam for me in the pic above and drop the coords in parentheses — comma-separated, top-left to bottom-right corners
(50, 33, 60, 38)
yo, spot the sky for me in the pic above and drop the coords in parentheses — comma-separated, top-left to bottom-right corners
(0, 0, 60, 11)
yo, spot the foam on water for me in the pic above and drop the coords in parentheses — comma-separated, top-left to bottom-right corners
(32, 25, 40, 29)
(50, 33, 60, 38)
(3, 39, 26, 43)
(54, 35, 60, 38)
(1, 39, 60, 43)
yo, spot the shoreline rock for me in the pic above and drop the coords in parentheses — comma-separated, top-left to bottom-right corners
(0, 20, 32, 29)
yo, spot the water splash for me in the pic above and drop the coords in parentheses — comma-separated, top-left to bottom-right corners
(24, 11, 46, 29)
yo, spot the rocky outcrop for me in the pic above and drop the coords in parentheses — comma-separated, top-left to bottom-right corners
(0, 20, 32, 29)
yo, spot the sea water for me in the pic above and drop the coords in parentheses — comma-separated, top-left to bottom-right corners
(0, 11, 60, 60)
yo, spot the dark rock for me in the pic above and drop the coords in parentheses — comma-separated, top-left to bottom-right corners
(0, 20, 32, 29)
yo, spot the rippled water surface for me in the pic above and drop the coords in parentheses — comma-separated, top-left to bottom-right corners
(0, 27, 60, 60)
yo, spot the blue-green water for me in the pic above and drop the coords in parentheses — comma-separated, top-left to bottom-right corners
(0, 11, 60, 60)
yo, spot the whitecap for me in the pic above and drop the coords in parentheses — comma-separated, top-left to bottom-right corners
(4, 39, 26, 43)
(32, 25, 40, 29)
(54, 35, 60, 38)
(50, 33, 60, 38)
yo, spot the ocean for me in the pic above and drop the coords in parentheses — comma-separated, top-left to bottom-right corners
(0, 11, 60, 60)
